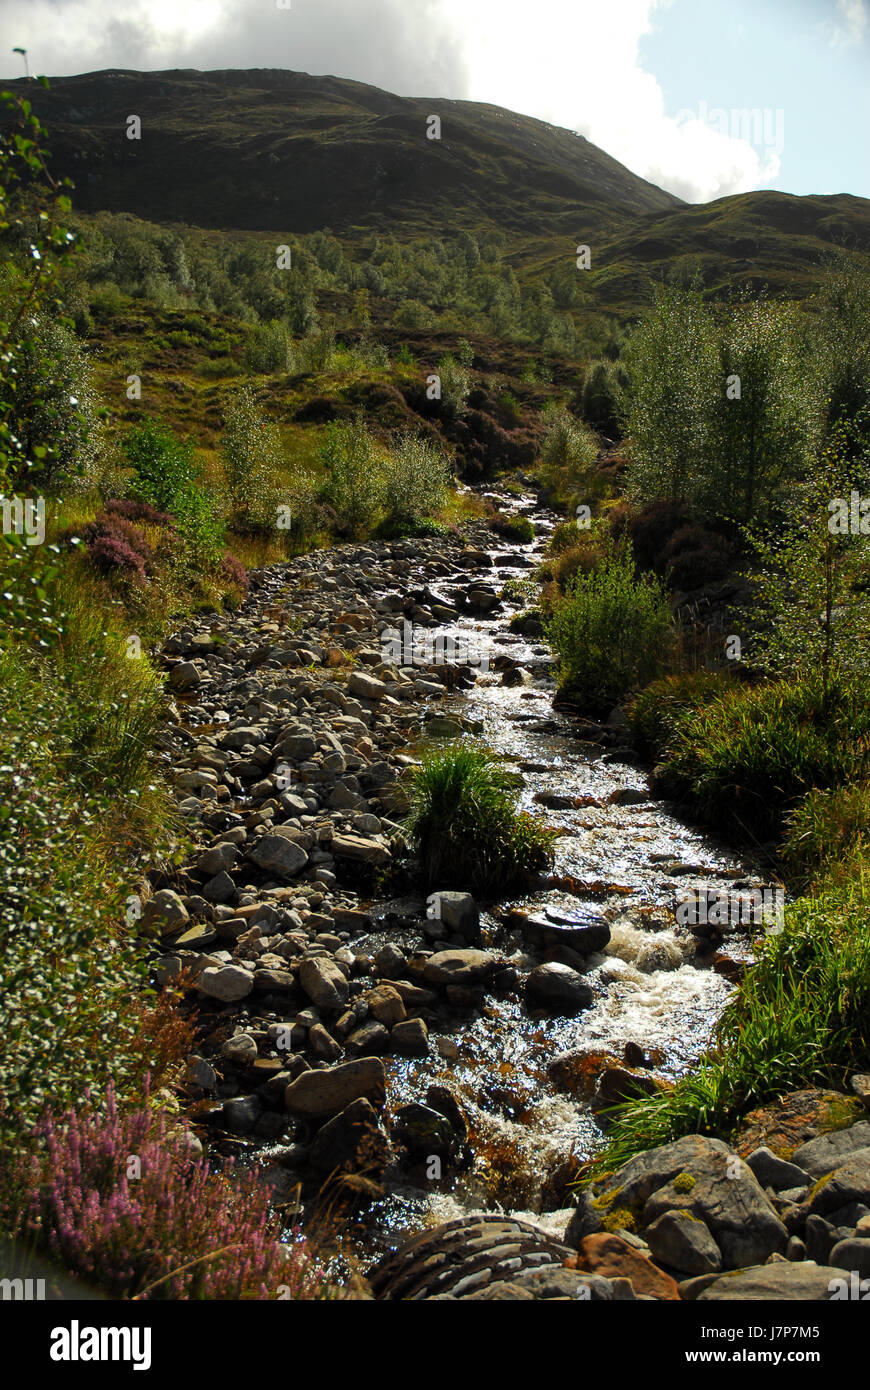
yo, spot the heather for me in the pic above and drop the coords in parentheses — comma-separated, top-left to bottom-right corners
(5, 1085, 327, 1300)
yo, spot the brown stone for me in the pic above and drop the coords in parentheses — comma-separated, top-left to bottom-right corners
(576, 1233, 680, 1300)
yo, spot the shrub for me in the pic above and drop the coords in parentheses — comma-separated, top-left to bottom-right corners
(781, 782, 870, 889)
(627, 671, 735, 758)
(6, 316, 101, 492)
(613, 501, 692, 571)
(652, 674, 870, 842)
(540, 406, 599, 476)
(122, 419, 225, 565)
(579, 358, 626, 437)
(381, 431, 452, 528)
(7, 1084, 326, 1300)
(488, 511, 535, 544)
(219, 552, 249, 592)
(408, 745, 555, 895)
(545, 543, 675, 715)
(244, 319, 294, 373)
(104, 498, 177, 529)
(221, 385, 288, 535)
(437, 352, 472, 418)
(319, 417, 384, 537)
(661, 526, 733, 591)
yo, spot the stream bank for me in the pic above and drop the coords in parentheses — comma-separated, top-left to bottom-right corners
(148, 487, 770, 1271)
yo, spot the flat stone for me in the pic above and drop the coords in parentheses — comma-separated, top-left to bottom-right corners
(698, 1261, 848, 1301)
(347, 670, 388, 701)
(423, 949, 496, 987)
(391, 1017, 430, 1057)
(331, 834, 391, 866)
(308, 1098, 390, 1176)
(284, 1057, 387, 1117)
(197, 964, 254, 1002)
(807, 1151, 870, 1216)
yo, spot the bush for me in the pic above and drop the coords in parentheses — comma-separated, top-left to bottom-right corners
(221, 385, 289, 536)
(244, 319, 294, 373)
(661, 525, 733, 591)
(319, 417, 384, 537)
(488, 511, 535, 544)
(545, 543, 674, 715)
(381, 431, 452, 528)
(627, 671, 735, 758)
(122, 419, 225, 565)
(652, 674, 870, 842)
(408, 745, 555, 895)
(0, 546, 171, 1133)
(6, 1084, 326, 1300)
(6, 317, 101, 492)
(613, 501, 692, 571)
(437, 352, 471, 418)
(578, 358, 626, 437)
(82, 515, 151, 585)
(781, 782, 870, 889)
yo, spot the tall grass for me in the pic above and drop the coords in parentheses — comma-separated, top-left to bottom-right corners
(652, 674, 870, 842)
(408, 744, 555, 895)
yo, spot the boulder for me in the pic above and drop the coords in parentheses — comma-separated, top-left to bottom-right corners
(308, 1098, 390, 1176)
(697, 1261, 848, 1301)
(247, 832, 309, 879)
(430, 891, 481, 945)
(423, 949, 496, 987)
(299, 957, 350, 1011)
(525, 962, 593, 1013)
(574, 1233, 680, 1300)
(284, 1057, 386, 1117)
(197, 964, 254, 1002)
(791, 1121, 870, 1177)
(644, 1210, 722, 1275)
(391, 1018, 430, 1057)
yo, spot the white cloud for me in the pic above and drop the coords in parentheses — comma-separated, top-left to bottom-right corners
(438, 0, 782, 202)
(0, 0, 786, 203)
(830, 0, 868, 46)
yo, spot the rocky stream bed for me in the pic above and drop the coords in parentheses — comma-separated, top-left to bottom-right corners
(144, 488, 870, 1300)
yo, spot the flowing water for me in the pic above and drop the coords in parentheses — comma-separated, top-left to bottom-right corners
(341, 491, 764, 1261)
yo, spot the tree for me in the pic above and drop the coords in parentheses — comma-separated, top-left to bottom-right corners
(0, 83, 77, 490)
(319, 416, 383, 537)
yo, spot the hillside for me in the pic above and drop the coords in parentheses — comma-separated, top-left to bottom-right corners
(17, 67, 680, 239)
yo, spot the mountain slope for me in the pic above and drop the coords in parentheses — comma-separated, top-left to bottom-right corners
(20, 67, 681, 239)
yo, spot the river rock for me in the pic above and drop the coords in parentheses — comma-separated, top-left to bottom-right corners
(518, 905, 611, 956)
(697, 1261, 848, 1301)
(197, 964, 254, 1002)
(745, 1146, 810, 1191)
(525, 962, 593, 1013)
(299, 956, 350, 1011)
(348, 670, 388, 701)
(331, 834, 391, 866)
(308, 1098, 390, 1176)
(805, 1150, 870, 1216)
(423, 949, 496, 987)
(284, 1057, 386, 1116)
(431, 890, 481, 944)
(790, 1121, 870, 1177)
(644, 1210, 722, 1275)
(391, 1018, 430, 1056)
(573, 1232, 680, 1300)
(247, 831, 309, 878)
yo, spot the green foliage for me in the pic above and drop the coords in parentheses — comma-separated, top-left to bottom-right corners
(221, 384, 290, 535)
(0, 546, 173, 1134)
(579, 358, 626, 437)
(782, 782, 870, 889)
(408, 744, 555, 895)
(0, 84, 77, 490)
(381, 431, 452, 528)
(735, 422, 870, 695)
(244, 318, 294, 373)
(319, 416, 383, 537)
(545, 542, 674, 714)
(122, 419, 225, 564)
(623, 282, 816, 523)
(652, 674, 870, 842)
(627, 670, 735, 757)
(437, 352, 472, 418)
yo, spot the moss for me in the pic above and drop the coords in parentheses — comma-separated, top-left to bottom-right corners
(819, 1097, 862, 1134)
(601, 1207, 637, 1234)
(591, 1185, 623, 1211)
(672, 1171, 696, 1194)
(808, 1171, 833, 1202)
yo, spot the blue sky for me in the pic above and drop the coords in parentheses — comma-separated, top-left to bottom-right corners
(0, 0, 866, 203)
(640, 0, 869, 197)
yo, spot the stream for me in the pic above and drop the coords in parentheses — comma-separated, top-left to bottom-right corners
(335, 489, 765, 1263)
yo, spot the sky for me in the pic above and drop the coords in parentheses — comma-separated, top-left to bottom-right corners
(0, 0, 866, 204)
